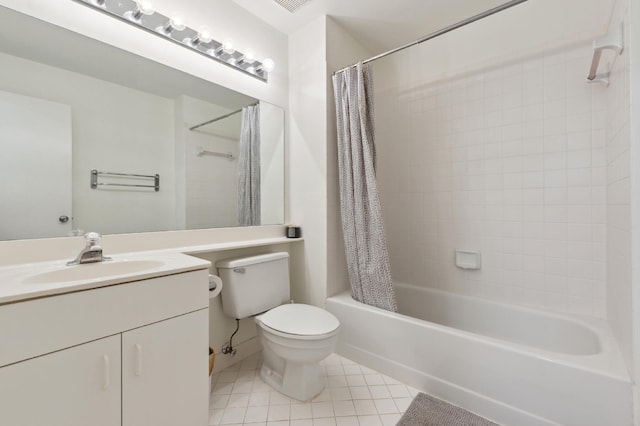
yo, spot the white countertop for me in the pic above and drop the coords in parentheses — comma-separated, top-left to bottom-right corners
(0, 252, 210, 305)
(0, 236, 302, 305)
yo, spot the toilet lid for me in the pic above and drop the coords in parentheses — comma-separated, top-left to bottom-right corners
(261, 304, 340, 336)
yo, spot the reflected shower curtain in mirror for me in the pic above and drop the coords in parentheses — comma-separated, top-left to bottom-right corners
(238, 105, 261, 226)
(332, 63, 397, 312)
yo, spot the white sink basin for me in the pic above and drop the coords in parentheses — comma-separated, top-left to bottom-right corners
(23, 259, 166, 284)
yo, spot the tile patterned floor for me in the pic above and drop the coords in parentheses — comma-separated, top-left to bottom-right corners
(209, 353, 419, 426)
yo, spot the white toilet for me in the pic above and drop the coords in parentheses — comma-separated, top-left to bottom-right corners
(216, 252, 340, 401)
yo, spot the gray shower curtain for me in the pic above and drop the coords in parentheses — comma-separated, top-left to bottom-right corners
(332, 63, 397, 312)
(238, 104, 260, 226)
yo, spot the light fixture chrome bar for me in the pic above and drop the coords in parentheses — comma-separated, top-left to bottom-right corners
(333, 0, 529, 75)
(73, 0, 271, 82)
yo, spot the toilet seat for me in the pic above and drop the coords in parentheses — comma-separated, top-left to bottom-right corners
(259, 304, 340, 340)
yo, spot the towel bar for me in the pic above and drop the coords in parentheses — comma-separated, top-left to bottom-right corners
(90, 169, 160, 191)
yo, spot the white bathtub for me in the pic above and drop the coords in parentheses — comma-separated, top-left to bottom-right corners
(326, 283, 632, 426)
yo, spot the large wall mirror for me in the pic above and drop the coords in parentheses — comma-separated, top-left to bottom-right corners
(0, 6, 285, 241)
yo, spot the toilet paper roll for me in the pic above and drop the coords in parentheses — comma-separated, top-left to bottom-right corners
(208, 274, 223, 299)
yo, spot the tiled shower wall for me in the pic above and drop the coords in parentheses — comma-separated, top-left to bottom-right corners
(375, 43, 609, 317)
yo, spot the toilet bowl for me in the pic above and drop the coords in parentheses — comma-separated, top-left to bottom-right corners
(256, 304, 340, 401)
(215, 252, 341, 402)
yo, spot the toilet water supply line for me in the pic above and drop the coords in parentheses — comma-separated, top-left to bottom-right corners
(222, 319, 240, 356)
(221, 299, 296, 356)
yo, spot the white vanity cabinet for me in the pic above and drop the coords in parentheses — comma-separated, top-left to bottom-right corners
(122, 309, 208, 425)
(0, 335, 122, 426)
(0, 267, 210, 426)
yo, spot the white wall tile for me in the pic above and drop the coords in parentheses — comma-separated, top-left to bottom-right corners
(377, 42, 608, 317)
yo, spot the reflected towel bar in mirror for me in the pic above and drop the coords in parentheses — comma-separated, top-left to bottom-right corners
(91, 169, 160, 191)
(195, 147, 235, 161)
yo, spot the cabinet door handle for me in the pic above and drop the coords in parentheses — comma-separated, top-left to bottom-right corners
(102, 355, 110, 390)
(135, 343, 143, 376)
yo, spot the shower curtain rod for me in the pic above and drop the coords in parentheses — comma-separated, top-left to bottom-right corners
(333, 0, 529, 75)
(189, 102, 259, 131)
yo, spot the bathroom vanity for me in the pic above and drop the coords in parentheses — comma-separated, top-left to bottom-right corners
(0, 253, 210, 426)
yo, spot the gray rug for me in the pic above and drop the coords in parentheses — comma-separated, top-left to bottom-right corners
(397, 393, 499, 425)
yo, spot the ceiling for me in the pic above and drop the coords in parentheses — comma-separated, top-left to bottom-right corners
(232, 0, 516, 55)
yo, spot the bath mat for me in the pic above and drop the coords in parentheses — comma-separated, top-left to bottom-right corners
(396, 393, 499, 426)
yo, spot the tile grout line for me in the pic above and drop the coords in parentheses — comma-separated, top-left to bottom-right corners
(208, 353, 419, 426)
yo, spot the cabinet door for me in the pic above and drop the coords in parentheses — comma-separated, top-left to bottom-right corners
(0, 335, 121, 426)
(122, 309, 209, 426)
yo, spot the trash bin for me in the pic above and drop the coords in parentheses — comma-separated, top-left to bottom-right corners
(209, 347, 215, 376)
(208, 347, 215, 395)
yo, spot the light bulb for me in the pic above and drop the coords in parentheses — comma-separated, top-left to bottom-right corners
(239, 51, 256, 65)
(188, 30, 212, 46)
(158, 16, 186, 34)
(222, 40, 235, 55)
(137, 1, 154, 14)
(262, 58, 275, 73)
(198, 30, 213, 43)
(169, 17, 186, 31)
(125, 1, 154, 21)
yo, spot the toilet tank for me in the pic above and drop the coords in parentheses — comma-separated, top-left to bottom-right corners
(216, 252, 290, 319)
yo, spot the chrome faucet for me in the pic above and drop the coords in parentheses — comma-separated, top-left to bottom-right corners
(67, 232, 112, 266)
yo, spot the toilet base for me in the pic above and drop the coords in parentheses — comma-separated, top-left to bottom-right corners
(259, 361, 325, 402)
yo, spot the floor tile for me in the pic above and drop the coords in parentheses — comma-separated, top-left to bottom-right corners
(335, 416, 359, 426)
(290, 403, 313, 420)
(267, 404, 290, 422)
(380, 413, 402, 426)
(332, 400, 356, 417)
(311, 401, 334, 418)
(349, 386, 372, 400)
(368, 385, 391, 399)
(373, 399, 399, 414)
(209, 353, 417, 426)
(353, 399, 377, 416)
(244, 406, 269, 423)
(358, 415, 383, 426)
(220, 407, 246, 424)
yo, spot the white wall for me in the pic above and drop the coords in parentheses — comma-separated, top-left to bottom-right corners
(177, 96, 240, 229)
(630, 0, 640, 420)
(186, 131, 239, 228)
(288, 16, 328, 306)
(0, 52, 177, 235)
(288, 16, 372, 307)
(260, 102, 285, 225)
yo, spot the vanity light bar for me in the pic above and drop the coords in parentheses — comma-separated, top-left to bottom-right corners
(74, 0, 274, 82)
